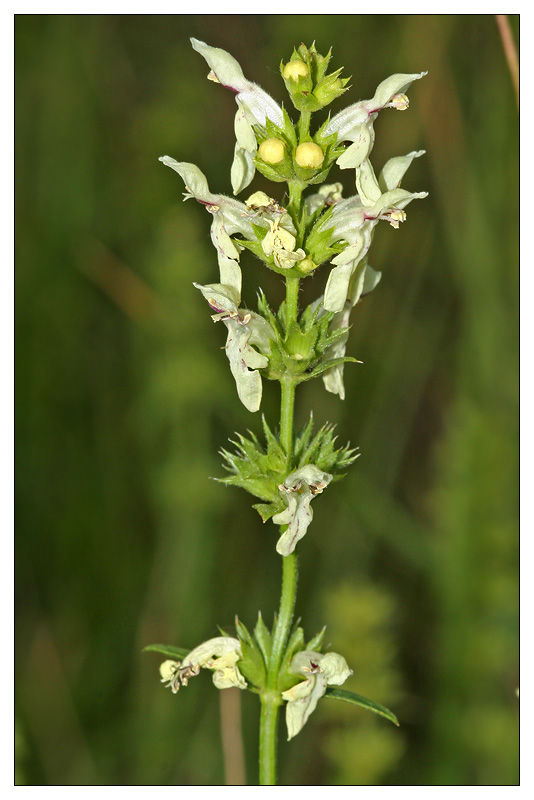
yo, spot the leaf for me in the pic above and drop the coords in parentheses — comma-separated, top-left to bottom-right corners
(316, 324, 351, 355)
(283, 622, 305, 665)
(235, 616, 254, 646)
(238, 238, 271, 264)
(238, 639, 266, 689)
(306, 626, 326, 652)
(143, 644, 190, 659)
(262, 415, 285, 461)
(303, 355, 359, 381)
(252, 501, 282, 522)
(278, 625, 306, 692)
(254, 612, 273, 664)
(281, 104, 298, 147)
(324, 687, 400, 726)
(293, 414, 315, 460)
(257, 291, 282, 337)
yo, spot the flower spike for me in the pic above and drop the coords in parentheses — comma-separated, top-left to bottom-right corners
(153, 40, 428, 774)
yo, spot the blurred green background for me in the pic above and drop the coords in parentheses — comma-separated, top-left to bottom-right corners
(15, 14, 519, 786)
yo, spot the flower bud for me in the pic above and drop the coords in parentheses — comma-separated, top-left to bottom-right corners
(258, 138, 286, 164)
(295, 142, 324, 169)
(296, 256, 317, 275)
(283, 60, 309, 81)
(313, 68, 349, 108)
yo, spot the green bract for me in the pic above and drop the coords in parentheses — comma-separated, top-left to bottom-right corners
(219, 414, 358, 526)
(281, 43, 350, 113)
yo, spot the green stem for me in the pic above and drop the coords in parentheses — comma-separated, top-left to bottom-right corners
(259, 553, 299, 785)
(285, 275, 300, 325)
(286, 181, 305, 230)
(258, 692, 280, 785)
(281, 276, 299, 462)
(298, 110, 311, 140)
(269, 553, 299, 683)
(280, 377, 296, 464)
(258, 166, 305, 786)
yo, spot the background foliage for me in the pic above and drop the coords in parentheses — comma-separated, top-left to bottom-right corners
(15, 14, 519, 786)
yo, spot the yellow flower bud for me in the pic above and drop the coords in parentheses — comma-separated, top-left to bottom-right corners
(258, 138, 286, 164)
(296, 256, 317, 274)
(283, 60, 309, 81)
(295, 142, 325, 169)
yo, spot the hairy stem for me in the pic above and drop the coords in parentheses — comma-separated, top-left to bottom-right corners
(280, 377, 296, 465)
(259, 553, 299, 784)
(286, 181, 305, 240)
(258, 691, 280, 785)
(285, 275, 300, 325)
(298, 110, 311, 140)
(269, 553, 299, 684)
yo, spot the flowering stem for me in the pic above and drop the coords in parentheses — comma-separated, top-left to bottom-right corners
(280, 274, 299, 461)
(155, 38, 428, 790)
(280, 377, 296, 465)
(285, 274, 300, 323)
(297, 110, 311, 140)
(258, 264, 302, 783)
(258, 691, 280, 785)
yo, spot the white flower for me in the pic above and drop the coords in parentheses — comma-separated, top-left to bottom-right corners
(159, 157, 264, 296)
(282, 650, 352, 739)
(273, 465, 333, 556)
(320, 301, 353, 400)
(308, 275, 377, 401)
(322, 184, 427, 313)
(191, 38, 285, 195)
(313, 154, 427, 392)
(261, 218, 306, 270)
(158, 159, 286, 413)
(159, 637, 246, 693)
(325, 71, 427, 170)
(194, 282, 274, 413)
(379, 149, 426, 193)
